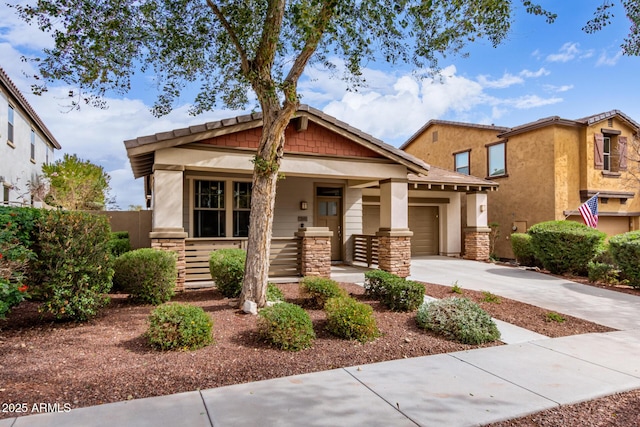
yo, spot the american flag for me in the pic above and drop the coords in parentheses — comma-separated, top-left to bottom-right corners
(579, 194, 599, 228)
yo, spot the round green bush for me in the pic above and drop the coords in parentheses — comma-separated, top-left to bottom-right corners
(300, 276, 346, 308)
(325, 297, 379, 343)
(257, 302, 315, 351)
(209, 249, 246, 298)
(610, 230, 640, 288)
(416, 297, 500, 344)
(113, 248, 177, 305)
(146, 303, 213, 351)
(266, 283, 285, 303)
(528, 220, 606, 275)
(510, 233, 539, 266)
(364, 269, 397, 298)
(108, 231, 132, 257)
(382, 278, 424, 312)
(32, 210, 114, 321)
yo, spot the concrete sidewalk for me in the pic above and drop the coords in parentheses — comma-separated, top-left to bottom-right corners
(4, 258, 640, 427)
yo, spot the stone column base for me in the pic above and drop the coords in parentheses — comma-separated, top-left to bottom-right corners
(464, 227, 491, 261)
(376, 228, 413, 278)
(150, 229, 188, 292)
(295, 227, 333, 278)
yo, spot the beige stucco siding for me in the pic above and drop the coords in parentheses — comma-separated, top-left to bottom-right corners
(553, 126, 582, 219)
(488, 128, 556, 257)
(404, 124, 500, 177)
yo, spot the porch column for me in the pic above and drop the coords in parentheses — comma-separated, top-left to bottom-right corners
(377, 179, 412, 277)
(464, 191, 490, 261)
(296, 227, 333, 278)
(150, 168, 187, 291)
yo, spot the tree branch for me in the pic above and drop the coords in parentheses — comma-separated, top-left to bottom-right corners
(284, 0, 336, 92)
(254, 0, 287, 72)
(205, 0, 251, 74)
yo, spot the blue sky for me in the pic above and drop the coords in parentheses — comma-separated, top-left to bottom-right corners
(1, 1, 639, 209)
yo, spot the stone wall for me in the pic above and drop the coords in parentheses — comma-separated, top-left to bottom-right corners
(296, 228, 333, 278)
(151, 237, 186, 292)
(376, 229, 412, 278)
(463, 228, 491, 261)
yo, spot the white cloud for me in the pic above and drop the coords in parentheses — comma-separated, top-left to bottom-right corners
(476, 68, 549, 89)
(508, 95, 563, 109)
(0, 2, 55, 50)
(319, 65, 485, 144)
(477, 73, 523, 89)
(519, 68, 550, 78)
(546, 42, 580, 63)
(543, 84, 574, 93)
(596, 50, 623, 66)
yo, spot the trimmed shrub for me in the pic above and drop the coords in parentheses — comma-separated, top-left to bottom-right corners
(31, 210, 114, 321)
(416, 297, 501, 344)
(325, 297, 379, 343)
(209, 249, 246, 298)
(381, 278, 424, 312)
(257, 302, 315, 351)
(266, 283, 285, 303)
(146, 303, 213, 351)
(299, 276, 346, 308)
(510, 233, 539, 266)
(363, 269, 397, 298)
(364, 270, 423, 312)
(108, 231, 131, 257)
(528, 220, 606, 275)
(587, 261, 619, 284)
(0, 208, 37, 318)
(0, 206, 43, 249)
(610, 230, 640, 288)
(113, 248, 177, 304)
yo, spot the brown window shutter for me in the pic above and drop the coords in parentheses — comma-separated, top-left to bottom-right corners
(594, 133, 604, 170)
(619, 136, 628, 170)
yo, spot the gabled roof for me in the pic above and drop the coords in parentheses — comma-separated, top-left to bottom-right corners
(125, 105, 431, 179)
(499, 109, 640, 138)
(575, 109, 640, 130)
(399, 119, 509, 150)
(0, 66, 61, 150)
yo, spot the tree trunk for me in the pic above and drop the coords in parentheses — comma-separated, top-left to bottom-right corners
(239, 103, 296, 309)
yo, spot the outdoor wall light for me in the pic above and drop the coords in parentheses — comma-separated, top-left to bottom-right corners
(480, 204, 486, 212)
(300, 201, 308, 210)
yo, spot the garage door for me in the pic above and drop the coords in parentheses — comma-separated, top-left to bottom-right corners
(409, 206, 439, 255)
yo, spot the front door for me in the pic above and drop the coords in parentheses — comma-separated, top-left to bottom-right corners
(316, 187, 343, 261)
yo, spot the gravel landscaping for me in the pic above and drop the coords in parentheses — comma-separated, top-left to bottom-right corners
(0, 280, 620, 422)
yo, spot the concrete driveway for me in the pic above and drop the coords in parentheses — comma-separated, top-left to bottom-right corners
(409, 256, 640, 331)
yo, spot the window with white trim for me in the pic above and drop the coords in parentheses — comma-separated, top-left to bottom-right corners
(603, 136, 611, 171)
(8, 105, 14, 143)
(487, 142, 506, 177)
(30, 129, 36, 161)
(454, 150, 470, 175)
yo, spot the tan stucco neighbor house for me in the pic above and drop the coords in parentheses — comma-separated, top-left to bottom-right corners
(401, 110, 640, 259)
(125, 105, 497, 290)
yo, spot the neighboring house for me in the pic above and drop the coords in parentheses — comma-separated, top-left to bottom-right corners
(0, 66, 61, 206)
(125, 105, 497, 289)
(401, 110, 640, 259)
